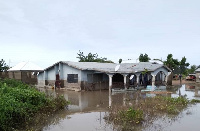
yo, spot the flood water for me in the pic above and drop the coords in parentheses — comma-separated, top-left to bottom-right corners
(33, 83, 200, 131)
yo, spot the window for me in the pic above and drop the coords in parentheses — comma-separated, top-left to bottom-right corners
(67, 74, 78, 83)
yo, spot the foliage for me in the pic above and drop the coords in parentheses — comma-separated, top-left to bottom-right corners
(76, 50, 113, 63)
(190, 99, 200, 103)
(0, 59, 9, 72)
(155, 54, 193, 75)
(119, 58, 122, 64)
(163, 54, 179, 70)
(142, 68, 148, 75)
(118, 108, 143, 124)
(0, 79, 68, 131)
(179, 56, 190, 75)
(139, 53, 151, 62)
(106, 95, 189, 130)
(188, 65, 197, 74)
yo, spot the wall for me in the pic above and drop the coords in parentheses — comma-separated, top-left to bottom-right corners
(151, 67, 169, 76)
(21, 71, 37, 85)
(47, 67, 55, 80)
(0, 71, 38, 85)
(37, 72, 45, 86)
(81, 73, 109, 90)
(62, 64, 82, 89)
(8, 71, 21, 80)
(196, 72, 200, 83)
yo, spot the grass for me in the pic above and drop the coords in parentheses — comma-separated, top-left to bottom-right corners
(0, 79, 69, 131)
(105, 92, 190, 130)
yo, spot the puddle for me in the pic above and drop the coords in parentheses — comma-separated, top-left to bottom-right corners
(34, 84, 200, 131)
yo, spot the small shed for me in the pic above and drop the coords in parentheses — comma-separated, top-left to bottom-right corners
(8, 61, 43, 84)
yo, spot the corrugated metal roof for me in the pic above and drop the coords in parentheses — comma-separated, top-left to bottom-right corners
(47, 61, 171, 73)
(8, 61, 43, 71)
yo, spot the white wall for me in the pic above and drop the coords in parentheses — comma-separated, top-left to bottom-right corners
(47, 67, 55, 80)
(37, 72, 44, 80)
(81, 70, 95, 81)
(151, 67, 169, 76)
(63, 64, 82, 81)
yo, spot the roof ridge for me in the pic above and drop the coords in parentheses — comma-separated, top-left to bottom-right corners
(20, 61, 29, 70)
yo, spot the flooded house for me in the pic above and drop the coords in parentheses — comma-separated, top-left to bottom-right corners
(7, 61, 43, 85)
(37, 61, 171, 91)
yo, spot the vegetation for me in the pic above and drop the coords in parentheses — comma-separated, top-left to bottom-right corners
(77, 50, 113, 63)
(119, 58, 122, 64)
(191, 99, 200, 103)
(188, 65, 197, 74)
(163, 54, 179, 70)
(179, 56, 190, 75)
(105, 94, 190, 130)
(0, 59, 9, 71)
(0, 79, 69, 131)
(139, 53, 151, 62)
(154, 54, 193, 76)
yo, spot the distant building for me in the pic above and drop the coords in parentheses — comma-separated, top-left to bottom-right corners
(37, 61, 171, 91)
(195, 68, 200, 83)
(7, 61, 43, 84)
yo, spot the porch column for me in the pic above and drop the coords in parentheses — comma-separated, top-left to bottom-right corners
(152, 75, 155, 91)
(109, 91, 112, 107)
(136, 74, 140, 87)
(108, 74, 113, 92)
(165, 72, 171, 85)
(44, 71, 47, 86)
(59, 63, 61, 79)
(123, 74, 128, 89)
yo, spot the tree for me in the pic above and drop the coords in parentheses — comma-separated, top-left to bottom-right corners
(119, 59, 122, 64)
(179, 56, 190, 75)
(76, 50, 113, 63)
(188, 65, 197, 74)
(0, 59, 9, 72)
(139, 53, 151, 62)
(163, 54, 179, 70)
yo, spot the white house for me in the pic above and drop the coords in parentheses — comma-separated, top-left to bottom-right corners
(37, 61, 171, 91)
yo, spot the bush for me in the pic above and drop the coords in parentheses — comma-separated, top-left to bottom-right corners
(0, 79, 68, 131)
(105, 94, 189, 130)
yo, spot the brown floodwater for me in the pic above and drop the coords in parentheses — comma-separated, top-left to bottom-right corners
(32, 84, 200, 131)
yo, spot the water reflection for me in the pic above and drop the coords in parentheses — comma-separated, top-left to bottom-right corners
(170, 84, 200, 99)
(35, 84, 200, 131)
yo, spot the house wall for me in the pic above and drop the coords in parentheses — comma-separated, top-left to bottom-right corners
(45, 67, 56, 86)
(81, 72, 109, 90)
(0, 71, 38, 85)
(196, 72, 200, 82)
(21, 71, 37, 85)
(151, 67, 169, 76)
(62, 64, 82, 89)
(37, 72, 45, 86)
(8, 71, 21, 80)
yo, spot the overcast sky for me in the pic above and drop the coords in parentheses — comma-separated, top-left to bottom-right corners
(0, 0, 200, 69)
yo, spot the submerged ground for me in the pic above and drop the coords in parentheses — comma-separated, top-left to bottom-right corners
(31, 80, 200, 131)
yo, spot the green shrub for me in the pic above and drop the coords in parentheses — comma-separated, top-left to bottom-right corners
(191, 99, 200, 103)
(106, 95, 189, 130)
(0, 79, 69, 131)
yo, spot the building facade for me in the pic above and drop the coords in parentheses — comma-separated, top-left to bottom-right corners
(37, 61, 171, 91)
(195, 68, 200, 82)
